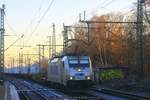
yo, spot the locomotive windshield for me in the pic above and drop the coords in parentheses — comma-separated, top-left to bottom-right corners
(68, 58, 90, 68)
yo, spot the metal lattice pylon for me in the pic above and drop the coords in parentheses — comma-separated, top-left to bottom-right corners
(0, 4, 5, 84)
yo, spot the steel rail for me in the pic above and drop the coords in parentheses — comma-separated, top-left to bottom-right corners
(91, 88, 150, 100)
(19, 81, 49, 100)
(8, 79, 48, 100)
(8, 80, 30, 100)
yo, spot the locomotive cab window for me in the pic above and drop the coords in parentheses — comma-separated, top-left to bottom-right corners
(68, 59, 90, 68)
(79, 59, 89, 67)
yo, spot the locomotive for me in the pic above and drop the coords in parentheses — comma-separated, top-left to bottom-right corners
(47, 55, 93, 87)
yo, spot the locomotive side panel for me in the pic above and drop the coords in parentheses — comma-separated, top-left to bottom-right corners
(47, 58, 59, 83)
(47, 58, 65, 85)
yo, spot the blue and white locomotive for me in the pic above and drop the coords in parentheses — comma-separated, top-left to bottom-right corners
(47, 55, 93, 87)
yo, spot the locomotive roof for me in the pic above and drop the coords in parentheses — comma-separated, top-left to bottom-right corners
(50, 54, 89, 61)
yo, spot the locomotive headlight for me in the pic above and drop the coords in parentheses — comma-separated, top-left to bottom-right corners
(87, 76, 91, 80)
(78, 69, 81, 72)
(70, 76, 73, 80)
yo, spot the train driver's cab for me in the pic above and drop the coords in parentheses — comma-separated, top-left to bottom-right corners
(67, 56, 92, 81)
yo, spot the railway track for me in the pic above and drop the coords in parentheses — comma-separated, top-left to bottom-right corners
(6, 76, 150, 100)
(89, 88, 150, 100)
(10, 79, 47, 100)
(7, 76, 97, 100)
(60, 89, 104, 100)
(86, 89, 123, 100)
(7, 78, 68, 100)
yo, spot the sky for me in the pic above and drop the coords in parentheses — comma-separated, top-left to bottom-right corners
(0, 0, 137, 65)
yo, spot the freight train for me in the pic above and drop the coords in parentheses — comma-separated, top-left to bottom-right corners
(47, 55, 93, 87)
(5, 55, 93, 87)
